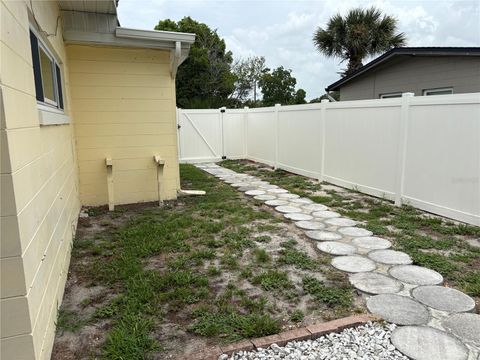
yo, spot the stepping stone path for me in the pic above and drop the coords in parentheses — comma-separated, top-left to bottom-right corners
(389, 265, 444, 286)
(294, 220, 325, 230)
(284, 213, 313, 221)
(349, 272, 403, 295)
(196, 163, 480, 360)
(367, 249, 412, 265)
(303, 203, 328, 212)
(367, 294, 430, 325)
(324, 217, 357, 227)
(312, 210, 341, 218)
(245, 190, 265, 196)
(338, 227, 373, 237)
(253, 194, 276, 201)
(305, 230, 342, 241)
(443, 313, 480, 347)
(275, 205, 302, 213)
(352, 236, 392, 250)
(317, 241, 357, 255)
(391, 326, 469, 360)
(332, 255, 377, 272)
(412, 286, 476, 313)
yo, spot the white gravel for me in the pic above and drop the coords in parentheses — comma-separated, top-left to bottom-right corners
(219, 322, 408, 360)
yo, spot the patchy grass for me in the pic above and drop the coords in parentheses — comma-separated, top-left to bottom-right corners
(53, 164, 357, 360)
(221, 159, 480, 300)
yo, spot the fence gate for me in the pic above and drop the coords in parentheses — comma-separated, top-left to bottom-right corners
(177, 108, 224, 163)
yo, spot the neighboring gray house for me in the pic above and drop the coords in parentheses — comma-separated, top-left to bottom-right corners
(326, 47, 480, 101)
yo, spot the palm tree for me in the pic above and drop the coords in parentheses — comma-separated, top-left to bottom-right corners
(313, 7, 406, 76)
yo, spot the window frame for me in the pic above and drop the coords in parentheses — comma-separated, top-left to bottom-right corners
(37, 41, 58, 107)
(29, 25, 69, 125)
(29, 26, 64, 111)
(379, 92, 403, 99)
(422, 87, 453, 96)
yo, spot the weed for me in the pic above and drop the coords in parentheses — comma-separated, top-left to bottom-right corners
(56, 309, 86, 333)
(278, 248, 317, 270)
(253, 248, 271, 264)
(252, 270, 293, 291)
(302, 276, 352, 308)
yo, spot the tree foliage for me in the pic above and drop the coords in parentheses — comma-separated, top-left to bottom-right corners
(313, 7, 406, 76)
(231, 56, 266, 103)
(155, 17, 235, 108)
(258, 66, 306, 106)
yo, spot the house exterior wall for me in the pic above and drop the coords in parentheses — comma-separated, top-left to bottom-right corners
(339, 56, 480, 100)
(1, 1, 81, 359)
(67, 45, 180, 206)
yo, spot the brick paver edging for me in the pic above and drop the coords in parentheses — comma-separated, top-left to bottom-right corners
(178, 314, 376, 360)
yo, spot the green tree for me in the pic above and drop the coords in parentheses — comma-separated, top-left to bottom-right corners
(258, 66, 305, 106)
(155, 17, 235, 108)
(231, 56, 266, 103)
(313, 7, 406, 76)
(293, 89, 307, 104)
(310, 91, 340, 103)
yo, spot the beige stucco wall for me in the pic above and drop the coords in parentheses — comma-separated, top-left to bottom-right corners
(1, 1, 81, 359)
(339, 56, 480, 100)
(67, 45, 180, 206)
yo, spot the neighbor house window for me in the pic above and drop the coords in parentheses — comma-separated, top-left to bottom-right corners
(29, 29, 64, 110)
(380, 92, 402, 99)
(423, 88, 453, 96)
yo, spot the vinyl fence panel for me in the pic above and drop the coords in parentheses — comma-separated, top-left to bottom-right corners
(176, 93, 480, 225)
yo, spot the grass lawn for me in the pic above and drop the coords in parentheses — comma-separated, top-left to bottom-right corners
(221, 159, 480, 304)
(52, 164, 361, 360)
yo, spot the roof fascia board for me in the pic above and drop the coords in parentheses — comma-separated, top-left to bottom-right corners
(116, 27, 195, 44)
(63, 30, 193, 51)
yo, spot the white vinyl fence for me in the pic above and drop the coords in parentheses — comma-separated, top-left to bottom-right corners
(177, 93, 480, 226)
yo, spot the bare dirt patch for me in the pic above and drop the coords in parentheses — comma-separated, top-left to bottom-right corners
(51, 165, 362, 360)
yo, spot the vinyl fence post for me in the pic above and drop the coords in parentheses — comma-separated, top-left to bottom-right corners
(244, 106, 249, 159)
(220, 106, 226, 160)
(319, 99, 329, 182)
(274, 103, 281, 169)
(395, 92, 414, 206)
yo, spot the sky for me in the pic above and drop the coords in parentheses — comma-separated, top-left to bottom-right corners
(117, 0, 480, 100)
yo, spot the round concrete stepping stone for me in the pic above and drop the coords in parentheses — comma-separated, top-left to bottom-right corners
(251, 181, 269, 186)
(253, 194, 277, 201)
(231, 182, 250, 187)
(238, 186, 256, 192)
(331, 255, 376, 273)
(412, 286, 475, 313)
(443, 313, 480, 347)
(391, 326, 468, 360)
(245, 190, 266, 196)
(303, 203, 328, 212)
(265, 199, 289, 207)
(277, 193, 300, 199)
(338, 227, 373, 237)
(324, 218, 357, 227)
(295, 221, 325, 230)
(317, 241, 357, 255)
(349, 272, 403, 294)
(367, 294, 430, 325)
(284, 213, 314, 221)
(290, 197, 313, 205)
(275, 205, 302, 214)
(225, 178, 244, 184)
(312, 210, 341, 218)
(352, 236, 392, 250)
(259, 184, 278, 190)
(389, 265, 443, 286)
(367, 249, 412, 265)
(305, 230, 342, 241)
(267, 188, 289, 194)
